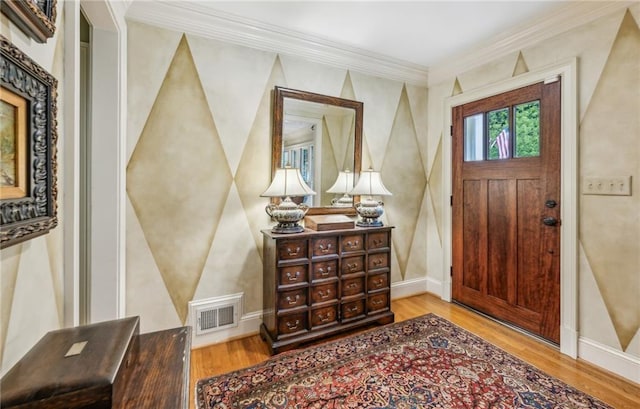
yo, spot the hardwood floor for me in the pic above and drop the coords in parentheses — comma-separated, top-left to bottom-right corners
(190, 292, 640, 408)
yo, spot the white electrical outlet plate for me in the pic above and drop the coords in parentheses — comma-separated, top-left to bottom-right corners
(583, 176, 632, 196)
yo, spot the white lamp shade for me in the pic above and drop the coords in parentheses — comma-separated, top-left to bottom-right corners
(326, 170, 355, 194)
(261, 167, 316, 198)
(350, 169, 392, 196)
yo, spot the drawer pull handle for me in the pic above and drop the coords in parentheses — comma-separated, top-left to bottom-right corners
(372, 239, 383, 247)
(286, 320, 300, 330)
(319, 313, 332, 322)
(347, 263, 358, 271)
(286, 247, 301, 257)
(317, 267, 328, 277)
(371, 299, 383, 306)
(318, 289, 331, 299)
(347, 305, 359, 313)
(346, 240, 359, 249)
(319, 243, 333, 253)
(286, 294, 300, 305)
(373, 279, 384, 287)
(286, 271, 301, 281)
(347, 282, 358, 289)
(373, 258, 383, 266)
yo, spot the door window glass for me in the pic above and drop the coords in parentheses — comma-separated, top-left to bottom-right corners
(464, 114, 484, 161)
(514, 101, 540, 158)
(463, 101, 540, 162)
(488, 108, 510, 160)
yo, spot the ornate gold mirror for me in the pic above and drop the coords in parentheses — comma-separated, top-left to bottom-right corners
(271, 86, 363, 216)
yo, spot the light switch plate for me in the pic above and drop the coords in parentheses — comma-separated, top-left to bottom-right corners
(583, 176, 632, 196)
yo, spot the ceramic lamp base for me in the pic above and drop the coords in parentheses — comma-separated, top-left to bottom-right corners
(271, 222, 305, 234)
(354, 198, 385, 228)
(331, 194, 353, 207)
(355, 217, 384, 227)
(265, 197, 309, 234)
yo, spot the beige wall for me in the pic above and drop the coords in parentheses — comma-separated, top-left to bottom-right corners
(427, 6, 640, 357)
(125, 22, 429, 332)
(0, 12, 66, 374)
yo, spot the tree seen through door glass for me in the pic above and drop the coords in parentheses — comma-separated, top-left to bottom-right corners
(514, 101, 540, 158)
(488, 108, 509, 160)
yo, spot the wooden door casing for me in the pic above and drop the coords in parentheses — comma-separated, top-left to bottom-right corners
(452, 81, 561, 343)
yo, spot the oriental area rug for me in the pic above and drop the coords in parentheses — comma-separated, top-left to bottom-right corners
(195, 314, 611, 409)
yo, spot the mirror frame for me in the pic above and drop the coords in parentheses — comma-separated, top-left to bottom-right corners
(272, 86, 363, 216)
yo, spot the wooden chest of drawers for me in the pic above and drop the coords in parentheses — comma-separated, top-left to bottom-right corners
(261, 226, 394, 354)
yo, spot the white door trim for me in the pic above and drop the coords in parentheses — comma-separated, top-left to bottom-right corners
(442, 59, 578, 357)
(63, 0, 81, 327)
(80, 0, 128, 322)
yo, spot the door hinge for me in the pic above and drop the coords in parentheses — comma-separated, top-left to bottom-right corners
(450, 195, 453, 206)
(450, 125, 453, 136)
(450, 266, 453, 276)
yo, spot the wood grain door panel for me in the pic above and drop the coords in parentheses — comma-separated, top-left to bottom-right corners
(452, 80, 561, 344)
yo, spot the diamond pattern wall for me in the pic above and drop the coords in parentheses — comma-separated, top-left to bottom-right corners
(127, 36, 233, 323)
(126, 23, 429, 325)
(381, 86, 427, 278)
(579, 10, 640, 350)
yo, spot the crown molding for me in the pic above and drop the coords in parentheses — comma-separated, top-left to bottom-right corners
(124, 1, 633, 89)
(125, 0, 429, 86)
(427, 1, 634, 86)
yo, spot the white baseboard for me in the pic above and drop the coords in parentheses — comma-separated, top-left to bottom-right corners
(578, 337, 640, 384)
(426, 276, 443, 298)
(191, 310, 262, 349)
(561, 325, 579, 359)
(390, 277, 428, 299)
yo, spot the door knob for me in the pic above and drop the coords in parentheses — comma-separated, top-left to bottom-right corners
(543, 217, 558, 226)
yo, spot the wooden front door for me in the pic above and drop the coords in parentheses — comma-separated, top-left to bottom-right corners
(452, 80, 561, 343)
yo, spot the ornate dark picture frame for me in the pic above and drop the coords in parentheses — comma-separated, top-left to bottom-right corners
(1, 0, 57, 43)
(1, 35, 58, 248)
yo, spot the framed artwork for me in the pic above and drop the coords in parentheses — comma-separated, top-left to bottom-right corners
(0, 35, 58, 248)
(1, 86, 28, 199)
(1, 0, 57, 43)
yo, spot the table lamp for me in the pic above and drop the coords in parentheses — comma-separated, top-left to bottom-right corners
(326, 169, 355, 207)
(349, 168, 392, 227)
(261, 167, 316, 233)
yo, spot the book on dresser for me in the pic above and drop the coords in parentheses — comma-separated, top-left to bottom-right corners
(260, 226, 394, 354)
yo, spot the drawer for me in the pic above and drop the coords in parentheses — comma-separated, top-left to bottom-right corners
(277, 312, 307, 335)
(342, 256, 364, 275)
(311, 282, 338, 305)
(277, 288, 307, 310)
(341, 234, 364, 253)
(278, 265, 308, 286)
(367, 232, 389, 250)
(311, 260, 337, 281)
(341, 299, 365, 320)
(278, 239, 307, 260)
(367, 272, 389, 292)
(368, 253, 389, 270)
(367, 292, 389, 313)
(312, 236, 338, 257)
(342, 276, 364, 297)
(310, 305, 338, 328)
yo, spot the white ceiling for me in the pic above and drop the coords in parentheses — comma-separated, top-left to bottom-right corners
(189, 1, 568, 68)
